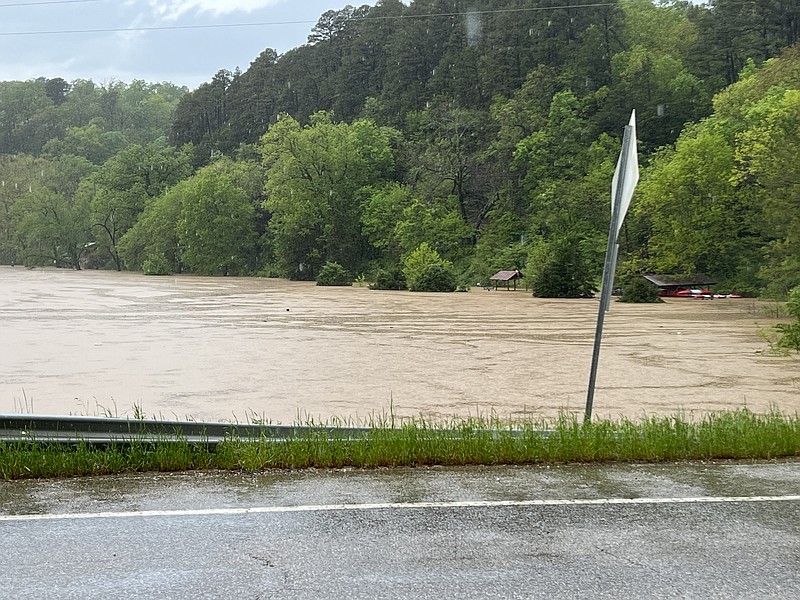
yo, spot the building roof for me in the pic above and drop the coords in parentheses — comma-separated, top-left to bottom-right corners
(643, 273, 717, 288)
(490, 270, 523, 281)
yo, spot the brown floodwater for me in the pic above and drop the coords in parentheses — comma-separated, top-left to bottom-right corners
(1, 266, 798, 424)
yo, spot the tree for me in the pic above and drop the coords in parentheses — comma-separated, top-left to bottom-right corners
(82, 141, 192, 270)
(0, 80, 56, 153)
(777, 285, 800, 352)
(118, 185, 183, 273)
(619, 277, 663, 303)
(178, 169, 258, 276)
(528, 235, 596, 298)
(635, 125, 757, 284)
(42, 124, 128, 165)
(258, 112, 397, 278)
(13, 189, 92, 269)
(735, 88, 800, 296)
(403, 242, 456, 292)
(406, 104, 500, 231)
(316, 261, 352, 286)
(0, 154, 51, 264)
(7, 154, 95, 268)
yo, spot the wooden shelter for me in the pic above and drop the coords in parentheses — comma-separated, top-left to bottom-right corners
(489, 270, 523, 290)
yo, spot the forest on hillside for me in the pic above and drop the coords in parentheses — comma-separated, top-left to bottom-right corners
(1, 0, 799, 297)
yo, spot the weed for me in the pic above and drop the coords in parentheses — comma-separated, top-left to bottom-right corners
(756, 325, 791, 356)
(1, 409, 798, 480)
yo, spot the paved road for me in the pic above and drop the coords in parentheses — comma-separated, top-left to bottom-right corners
(1, 462, 799, 599)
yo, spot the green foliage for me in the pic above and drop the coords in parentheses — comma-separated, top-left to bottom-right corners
(178, 169, 258, 276)
(316, 261, 352, 286)
(259, 112, 397, 279)
(82, 140, 192, 270)
(528, 236, 597, 298)
(1, 2, 800, 291)
(787, 286, 800, 320)
(403, 242, 454, 292)
(776, 323, 800, 353)
(2, 410, 798, 479)
(142, 254, 171, 276)
(0, 78, 184, 156)
(410, 263, 457, 293)
(118, 184, 184, 272)
(370, 266, 406, 291)
(776, 286, 800, 353)
(619, 277, 664, 303)
(469, 212, 528, 285)
(8, 155, 96, 269)
(360, 183, 413, 259)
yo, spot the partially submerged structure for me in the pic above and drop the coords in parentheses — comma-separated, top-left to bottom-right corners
(643, 274, 717, 296)
(489, 270, 523, 290)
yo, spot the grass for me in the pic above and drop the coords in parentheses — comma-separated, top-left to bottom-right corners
(1, 409, 799, 480)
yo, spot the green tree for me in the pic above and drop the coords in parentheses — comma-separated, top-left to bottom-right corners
(81, 141, 192, 270)
(13, 189, 92, 268)
(0, 154, 51, 264)
(635, 125, 757, 283)
(735, 88, 800, 296)
(360, 182, 413, 260)
(529, 235, 596, 298)
(118, 185, 183, 273)
(42, 124, 128, 165)
(316, 261, 352, 286)
(178, 169, 258, 276)
(403, 242, 456, 292)
(619, 277, 663, 303)
(259, 112, 397, 278)
(0, 80, 55, 153)
(777, 285, 800, 352)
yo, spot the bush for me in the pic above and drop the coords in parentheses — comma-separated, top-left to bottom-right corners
(370, 266, 407, 290)
(142, 254, 171, 276)
(409, 263, 457, 292)
(787, 285, 800, 320)
(402, 242, 458, 292)
(529, 236, 596, 298)
(619, 277, 664, 303)
(777, 285, 800, 352)
(316, 261, 352, 286)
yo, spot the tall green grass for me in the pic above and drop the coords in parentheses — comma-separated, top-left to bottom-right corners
(1, 409, 798, 480)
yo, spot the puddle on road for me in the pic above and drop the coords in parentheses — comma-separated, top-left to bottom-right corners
(1, 267, 798, 423)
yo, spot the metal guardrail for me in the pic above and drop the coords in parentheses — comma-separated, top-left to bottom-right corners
(0, 414, 374, 448)
(0, 414, 550, 449)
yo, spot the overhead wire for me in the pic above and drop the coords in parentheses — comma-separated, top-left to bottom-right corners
(0, 2, 620, 37)
(0, 0, 103, 7)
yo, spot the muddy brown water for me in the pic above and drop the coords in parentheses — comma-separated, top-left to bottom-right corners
(1, 266, 798, 424)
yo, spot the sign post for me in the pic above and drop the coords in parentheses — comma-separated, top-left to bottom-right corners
(585, 111, 639, 422)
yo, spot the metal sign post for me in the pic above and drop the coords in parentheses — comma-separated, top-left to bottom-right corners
(585, 111, 639, 422)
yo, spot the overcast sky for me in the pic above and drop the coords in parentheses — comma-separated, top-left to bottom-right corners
(0, 0, 385, 90)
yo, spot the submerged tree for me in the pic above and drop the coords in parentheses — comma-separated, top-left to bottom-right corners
(258, 112, 397, 278)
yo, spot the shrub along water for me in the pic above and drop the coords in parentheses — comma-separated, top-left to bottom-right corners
(1, 410, 798, 480)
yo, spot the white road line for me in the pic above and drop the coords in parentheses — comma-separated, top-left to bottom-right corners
(2, 495, 799, 523)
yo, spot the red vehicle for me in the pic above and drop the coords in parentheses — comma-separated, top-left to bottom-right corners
(673, 288, 712, 298)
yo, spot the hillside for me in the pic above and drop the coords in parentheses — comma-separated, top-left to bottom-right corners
(1, 0, 799, 296)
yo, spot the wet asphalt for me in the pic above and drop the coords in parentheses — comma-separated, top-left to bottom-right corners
(1, 462, 799, 599)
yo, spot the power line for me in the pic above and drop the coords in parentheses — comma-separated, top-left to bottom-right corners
(0, 0, 102, 7)
(353, 2, 618, 22)
(0, 2, 620, 37)
(0, 20, 317, 37)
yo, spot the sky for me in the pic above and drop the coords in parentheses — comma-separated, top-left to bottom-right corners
(0, 0, 386, 90)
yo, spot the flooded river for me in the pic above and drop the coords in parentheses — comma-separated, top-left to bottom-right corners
(1, 266, 797, 423)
